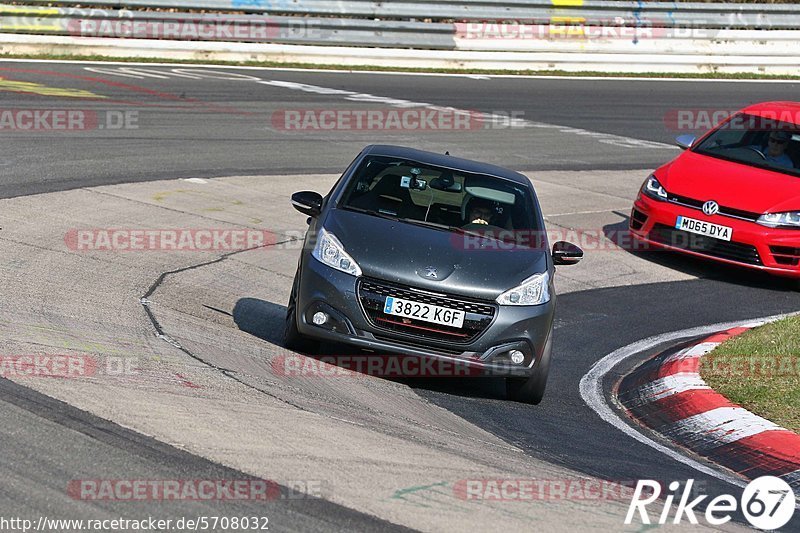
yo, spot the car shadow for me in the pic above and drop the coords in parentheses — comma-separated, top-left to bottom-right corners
(232, 297, 286, 345)
(400, 376, 508, 401)
(603, 211, 799, 292)
(232, 297, 510, 401)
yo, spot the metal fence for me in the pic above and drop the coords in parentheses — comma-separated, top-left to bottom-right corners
(2, 0, 800, 73)
(7, 0, 800, 26)
(0, 6, 457, 49)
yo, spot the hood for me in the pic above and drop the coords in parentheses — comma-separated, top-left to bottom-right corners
(323, 209, 549, 300)
(659, 151, 800, 213)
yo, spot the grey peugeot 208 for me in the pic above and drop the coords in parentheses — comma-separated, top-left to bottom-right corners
(285, 145, 582, 404)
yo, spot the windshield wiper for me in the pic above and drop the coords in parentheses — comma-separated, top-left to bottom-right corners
(404, 219, 508, 243)
(343, 209, 529, 245)
(343, 206, 400, 222)
(448, 225, 506, 243)
(398, 218, 450, 230)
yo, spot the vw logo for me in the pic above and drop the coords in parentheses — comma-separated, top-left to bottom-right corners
(702, 200, 720, 216)
(423, 267, 438, 279)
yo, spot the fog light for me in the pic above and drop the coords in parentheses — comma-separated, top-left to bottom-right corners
(312, 312, 328, 326)
(509, 350, 525, 365)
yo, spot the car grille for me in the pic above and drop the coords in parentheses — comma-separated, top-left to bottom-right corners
(770, 246, 800, 266)
(371, 334, 466, 355)
(357, 278, 496, 345)
(667, 194, 761, 222)
(648, 224, 762, 266)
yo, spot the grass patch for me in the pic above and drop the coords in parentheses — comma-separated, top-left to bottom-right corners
(700, 316, 800, 433)
(2, 52, 800, 80)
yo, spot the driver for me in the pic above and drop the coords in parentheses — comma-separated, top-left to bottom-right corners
(464, 198, 493, 226)
(756, 131, 794, 168)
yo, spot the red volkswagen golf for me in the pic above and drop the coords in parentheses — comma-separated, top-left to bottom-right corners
(630, 102, 800, 279)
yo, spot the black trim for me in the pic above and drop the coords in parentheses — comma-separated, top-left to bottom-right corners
(666, 193, 761, 223)
(648, 224, 762, 266)
(357, 278, 496, 345)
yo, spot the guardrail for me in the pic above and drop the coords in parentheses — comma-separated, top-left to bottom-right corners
(8, 0, 800, 28)
(1, 1, 800, 74)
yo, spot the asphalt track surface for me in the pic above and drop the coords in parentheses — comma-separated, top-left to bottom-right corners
(1, 61, 799, 196)
(0, 377, 410, 532)
(1, 60, 799, 531)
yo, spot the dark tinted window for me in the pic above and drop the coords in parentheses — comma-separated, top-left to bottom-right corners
(693, 113, 800, 176)
(338, 155, 540, 232)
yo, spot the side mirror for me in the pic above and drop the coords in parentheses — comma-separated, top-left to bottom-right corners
(552, 241, 583, 266)
(675, 134, 696, 150)
(291, 191, 323, 217)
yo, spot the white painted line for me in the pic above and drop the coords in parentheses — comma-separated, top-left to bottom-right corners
(181, 178, 208, 184)
(259, 79, 674, 150)
(579, 313, 792, 490)
(660, 406, 783, 453)
(661, 346, 692, 362)
(679, 341, 721, 359)
(625, 373, 710, 407)
(1, 58, 799, 83)
(741, 320, 769, 329)
(76, 65, 672, 150)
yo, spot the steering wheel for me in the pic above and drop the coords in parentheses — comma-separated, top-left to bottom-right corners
(745, 146, 767, 160)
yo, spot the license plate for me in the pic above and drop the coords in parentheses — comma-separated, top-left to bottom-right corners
(675, 216, 732, 242)
(383, 297, 465, 328)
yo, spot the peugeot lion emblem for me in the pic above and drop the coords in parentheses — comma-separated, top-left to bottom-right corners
(702, 200, 719, 216)
(423, 267, 438, 279)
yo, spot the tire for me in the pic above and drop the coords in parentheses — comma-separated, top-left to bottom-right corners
(506, 363, 549, 405)
(283, 275, 318, 354)
(505, 335, 552, 405)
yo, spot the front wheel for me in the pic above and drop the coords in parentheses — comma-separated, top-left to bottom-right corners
(506, 336, 552, 405)
(506, 367, 549, 405)
(283, 275, 318, 354)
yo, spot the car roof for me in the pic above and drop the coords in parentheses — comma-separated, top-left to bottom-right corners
(362, 145, 531, 186)
(740, 101, 800, 125)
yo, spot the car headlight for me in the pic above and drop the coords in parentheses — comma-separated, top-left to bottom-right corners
(312, 228, 362, 276)
(756, 212, 800, 229)
(642, 175, 668, 201)
(496, 272, 551, 306)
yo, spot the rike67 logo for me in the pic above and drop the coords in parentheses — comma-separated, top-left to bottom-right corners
(626, 477, 796, 530)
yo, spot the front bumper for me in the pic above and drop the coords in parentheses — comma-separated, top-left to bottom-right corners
(295, 257, 554, 377)
(630, 194, 800, 279)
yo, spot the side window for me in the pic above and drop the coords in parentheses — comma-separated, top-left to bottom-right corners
(330, 152, 366, 204)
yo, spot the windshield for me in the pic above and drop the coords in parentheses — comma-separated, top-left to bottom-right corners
(693, 113, 800, 176)
(338, 155, 541, 238)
